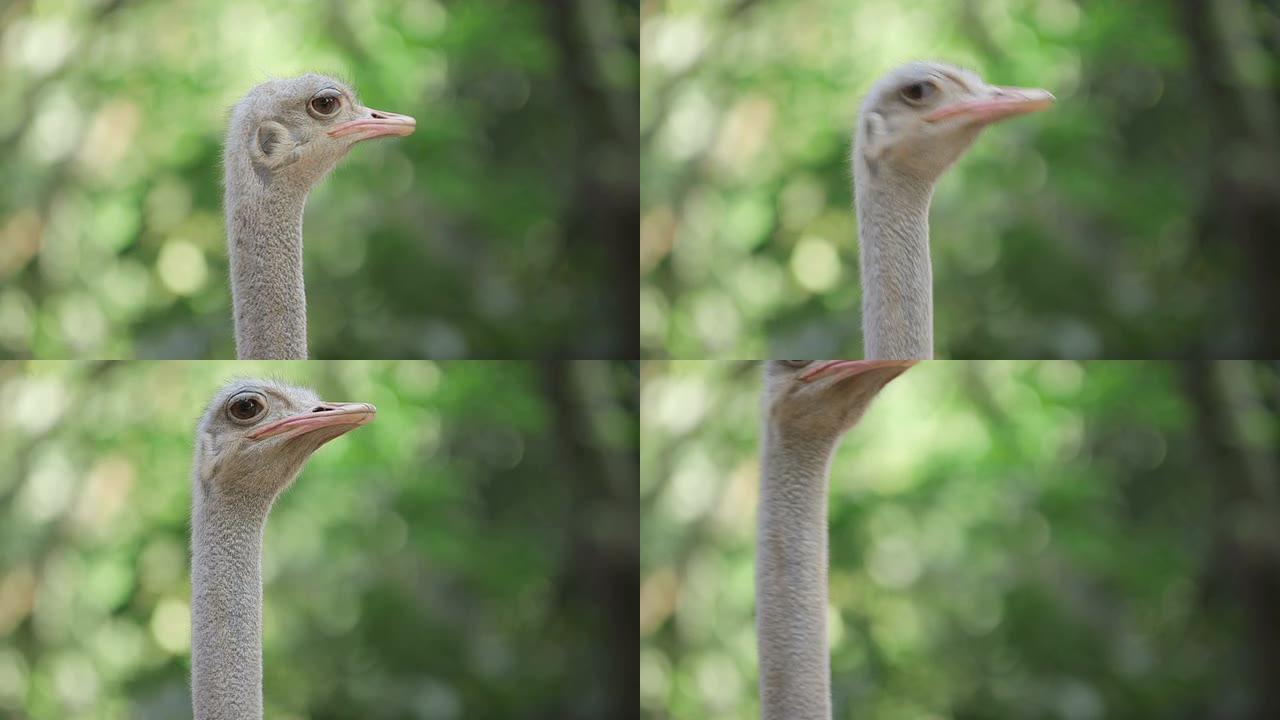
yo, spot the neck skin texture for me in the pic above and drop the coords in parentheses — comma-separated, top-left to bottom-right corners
(757, 425, 841, 720)
(190, 486, 273, 720)
(227, 182, 309, 360)
(855, 168, 934, 360)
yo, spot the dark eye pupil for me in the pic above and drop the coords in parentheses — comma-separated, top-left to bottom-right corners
(904, 83, 925, 100)
(311, 96, 337, 113)
(232, 399, 260, 419)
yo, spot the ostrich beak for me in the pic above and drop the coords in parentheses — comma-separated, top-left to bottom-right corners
(924, 85, 1054, 126)
(247, 402, 377, 441)
(328, 105, 416, 141)
(799, 360, 917, 383)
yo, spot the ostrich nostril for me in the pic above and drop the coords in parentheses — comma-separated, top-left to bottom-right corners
(312, 405, 333, 413)
(370, 110, 387, 119)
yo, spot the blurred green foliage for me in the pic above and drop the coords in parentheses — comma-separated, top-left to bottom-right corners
(0, 0, 638, 358)
(0, 360, 637, 719)
(640, 360, 1280, 719)
(640, 0, 1280, 358)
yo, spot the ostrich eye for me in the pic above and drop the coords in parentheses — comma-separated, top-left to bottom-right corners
(308, 92, 341, 117)
(780, 360, 810, 368)
(227, 394, 266, 421)
(900, 81, 937, 104)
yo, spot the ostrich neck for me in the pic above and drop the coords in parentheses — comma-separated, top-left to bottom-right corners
(757, 426, 840, 720)
(226, 181, 309, 360)
(855, 169, 935, 360)
(191, 488, 272, 720)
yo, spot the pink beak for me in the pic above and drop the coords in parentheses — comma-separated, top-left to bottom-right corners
(923, 85, 1054, 125)
(328, 105, 416, 141)
(246, 402, 377, 441)
(799, 360, 917, 383)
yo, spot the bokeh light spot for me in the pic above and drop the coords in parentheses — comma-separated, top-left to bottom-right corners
(156, 239, 208, 296)
(791, 236, 840, 293)
(150, 598, 191, 655)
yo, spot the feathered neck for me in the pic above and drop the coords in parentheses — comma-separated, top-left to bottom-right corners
(190, 484, 273, 720)
(756, 426, 840, 720)
(854, 161, 935, 360)
(225, 170, 310, 360)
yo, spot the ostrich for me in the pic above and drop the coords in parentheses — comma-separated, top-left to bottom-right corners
(757, 359, 914, 720)
(190, 379, 375, 719)
(853, 62, 1052, 359)
(224, 74, 415, 359)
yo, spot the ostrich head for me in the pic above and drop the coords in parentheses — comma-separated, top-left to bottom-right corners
(853, 61, 1052, 183)
(192, 379, 376, 503)
(762, 360, 915, 439)
(225, 74, 415, 192)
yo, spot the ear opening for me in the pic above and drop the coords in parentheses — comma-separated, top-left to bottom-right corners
(195, 432, 219, 494)
(860, 111, 890, 165)
(251, 120, 300, 175)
